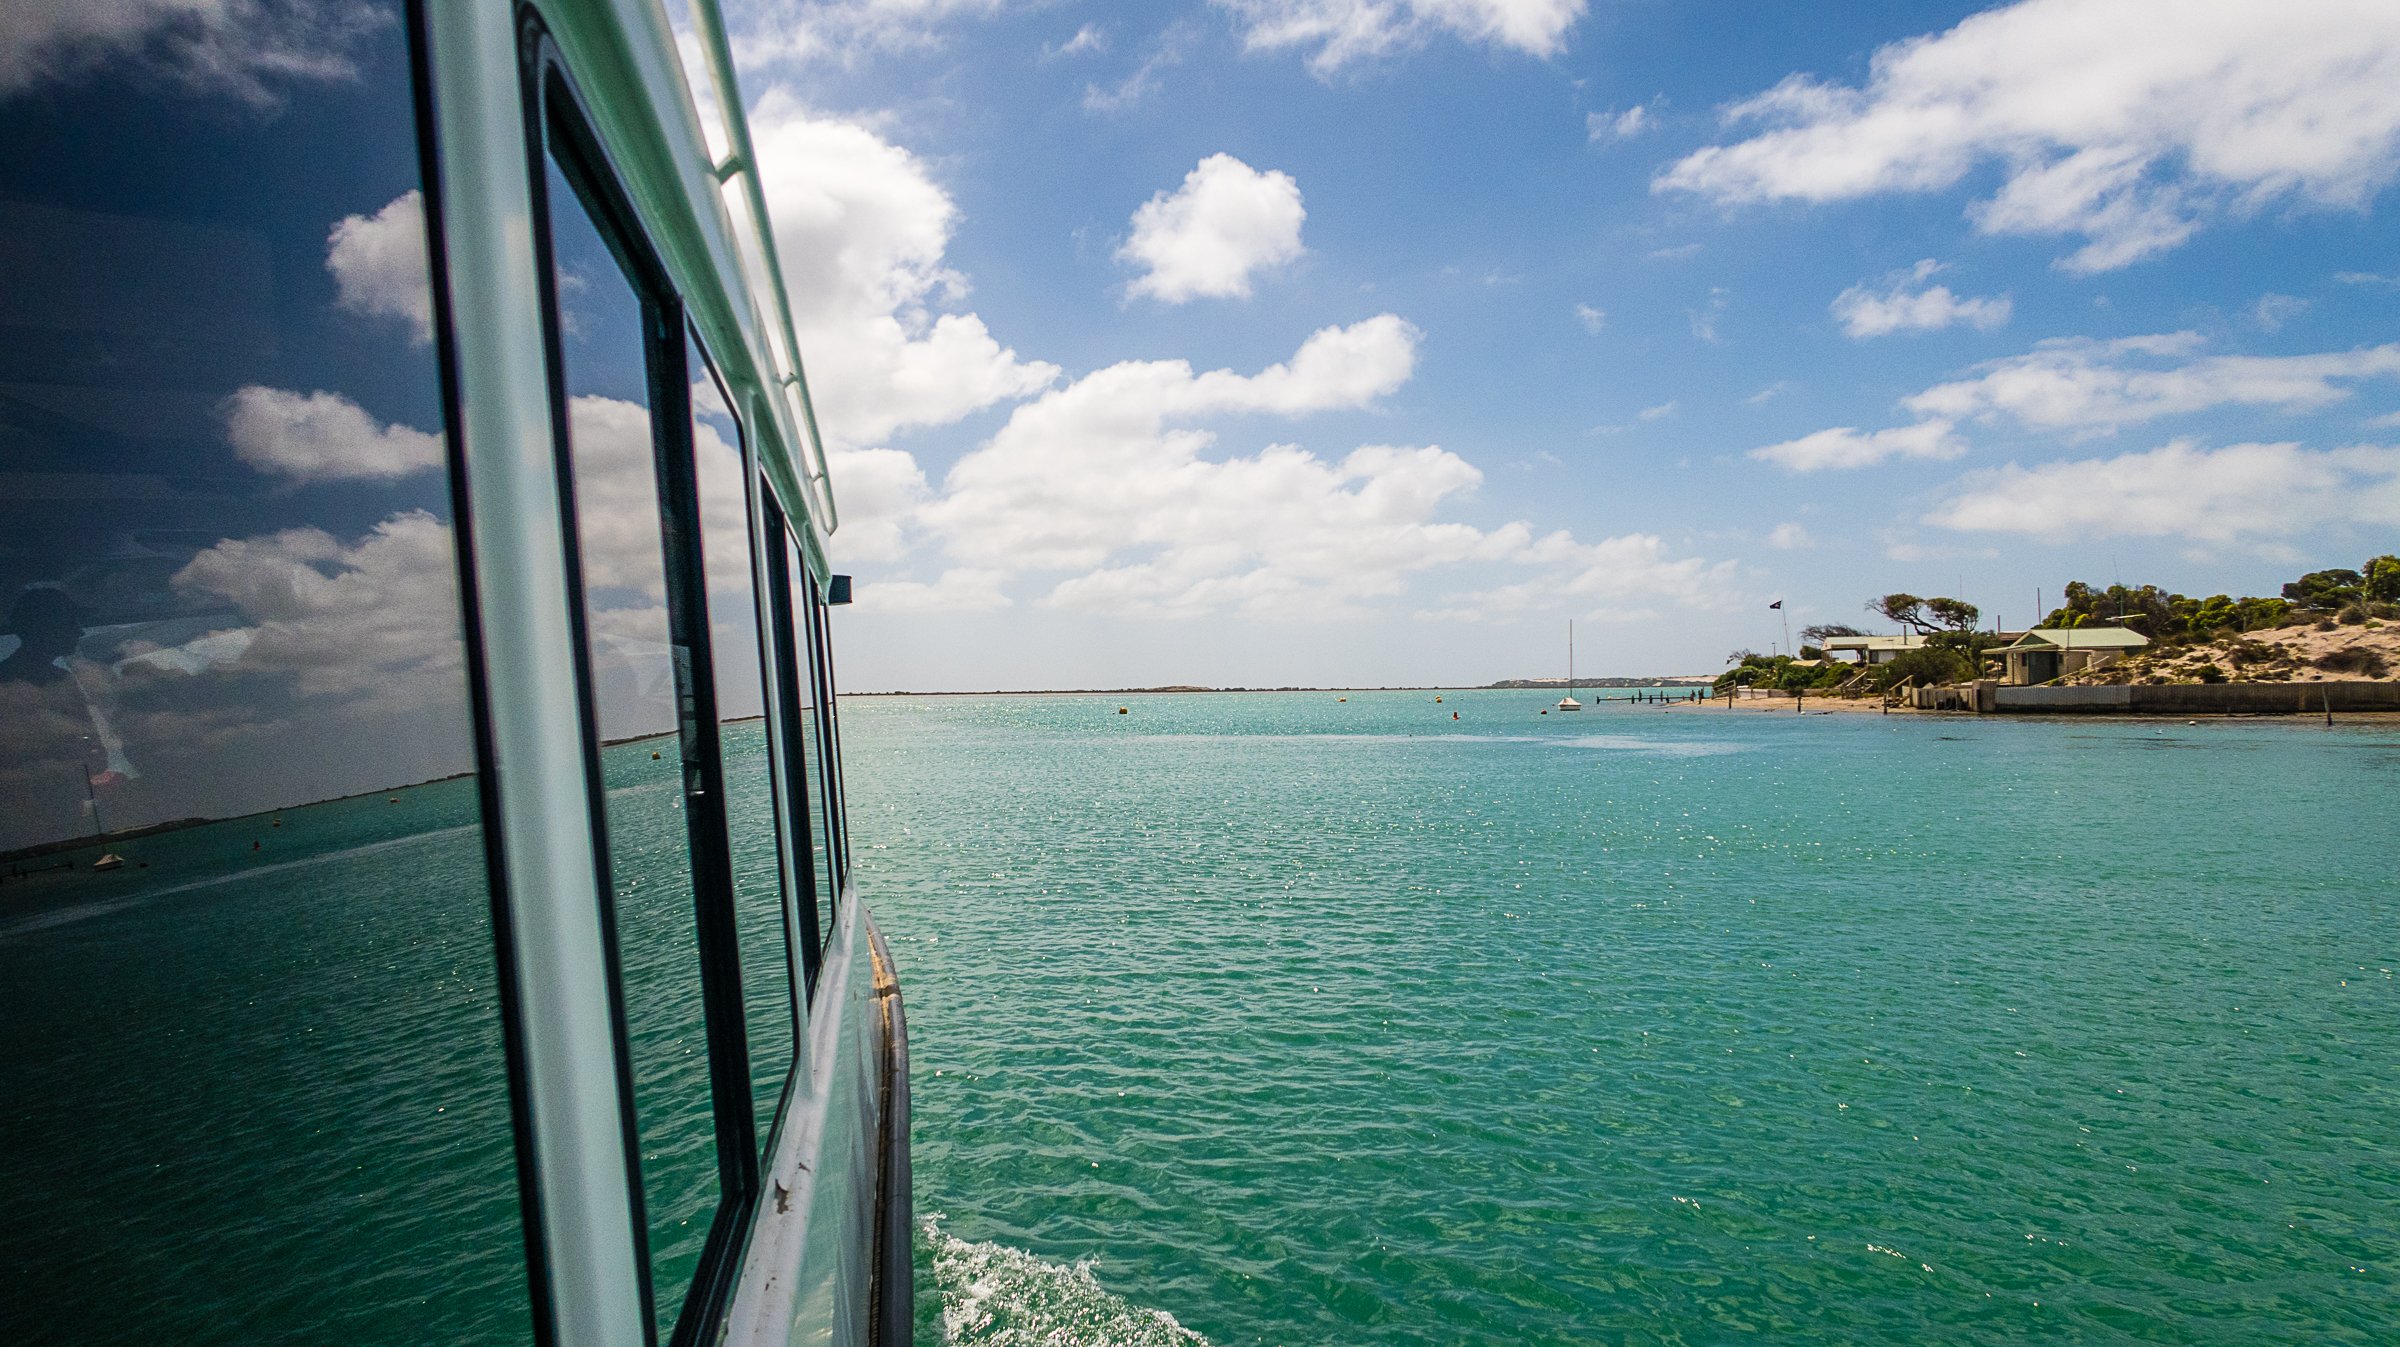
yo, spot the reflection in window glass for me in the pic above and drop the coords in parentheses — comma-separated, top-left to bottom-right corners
(543, 153, 716, 1339)
(785, 531, 837, 975)
(691, 338, 794, 1158)
(0, 9, 530, 1346)
(813, 596, 850, 887)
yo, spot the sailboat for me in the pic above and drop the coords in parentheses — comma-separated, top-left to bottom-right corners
(1557, 621, 1582, 711)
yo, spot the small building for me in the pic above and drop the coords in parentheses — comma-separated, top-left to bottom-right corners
(1988, 627, 2149, 685)
(1820, 634, 1928, 665)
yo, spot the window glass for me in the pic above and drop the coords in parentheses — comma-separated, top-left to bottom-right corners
(542, 150, 716, 1338)
(0, 10, 530, 1345)
(762, 509, 823, 995)
(809, 588, 849, 892)
(785, 532, 837, 974)
(691, 336, 794, 1157)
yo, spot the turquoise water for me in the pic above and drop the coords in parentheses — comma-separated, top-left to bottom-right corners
(0, 775, 531, 1345)
(0, 737, 744, 1346)
(5, 691, 2393, 1345)
(849, 690, 2400, 1346)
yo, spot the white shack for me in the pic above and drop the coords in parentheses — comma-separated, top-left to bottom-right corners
(1987, 627, 2150, 685)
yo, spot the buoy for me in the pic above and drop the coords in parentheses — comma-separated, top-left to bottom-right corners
(1118, 706, 1129, 714)
(1452, 711, 1459, 720)
(652, 751, 662, 759)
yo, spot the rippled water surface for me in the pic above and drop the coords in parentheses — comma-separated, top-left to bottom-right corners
(848, 690, 2400, 1346)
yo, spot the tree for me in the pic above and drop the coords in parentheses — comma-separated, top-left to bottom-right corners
(1871, 593, 1980, 635)
(2283, 569, 2362, 610)
(1924, 596, 1981, 632)
(2045, 580, 2178, 635)
(2364, 554, 2400, 604)
(1872, 593, 1932, 632)
(1800, 622, 1868, 644)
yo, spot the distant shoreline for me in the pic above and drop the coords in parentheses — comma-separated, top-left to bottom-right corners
(847, 679, 1718, 697)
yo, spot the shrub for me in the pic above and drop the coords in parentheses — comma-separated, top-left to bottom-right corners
(2314, 647, 2391, 678)
(1878, 645, 1973, 687)
(2315, 619, 2337, 632)
(2224, 638, 2283, 674)
(2338, 604, 2369, 625)
(2194, 663, 2226, 683)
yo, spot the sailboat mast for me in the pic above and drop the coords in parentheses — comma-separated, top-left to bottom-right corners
(1569, 620, 1575, 695)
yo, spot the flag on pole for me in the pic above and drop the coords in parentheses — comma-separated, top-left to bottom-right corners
(1768, 600, 1783, 609)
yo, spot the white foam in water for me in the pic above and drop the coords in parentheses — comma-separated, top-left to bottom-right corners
(924, 1216, 1208, 1347)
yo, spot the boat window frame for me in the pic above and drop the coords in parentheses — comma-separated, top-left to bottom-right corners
(517, 19, 767, 1346)
(761, 493, 831, 1000)
(688, 324, 805, 1154)
(808, 589, 851, 889)
(402, 0, 560, 1340)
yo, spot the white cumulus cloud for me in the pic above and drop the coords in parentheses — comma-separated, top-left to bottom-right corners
(748, 92, 1058, 449)
(823, 446, 930, 564)
(1928, 440, 2400, 542)
(1906, 334, 2400, 433)
(1656, 0, 2400, 272)
(327, 190, 432, 344)
(170, 509, 467, 711)
(2251, 292, 2310, 333)
(1751, 419, 1964, 473)
(223, 386, 442, 483)
(1120, 153, 1306, 303)
(727, 0, 1011, 68)
(838, 312, 1731, 621)
(1216, 0, 1586, 73)
(1831, 259, 2010, 338)
(1588, 104, 1650, 142)
(1438, 531, 1741, 624)
(0, 0, 382, 104)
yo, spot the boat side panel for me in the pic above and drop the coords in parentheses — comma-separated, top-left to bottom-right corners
(725, 889, 891, 1347)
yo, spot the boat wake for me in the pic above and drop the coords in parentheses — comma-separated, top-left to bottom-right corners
(924, 1216, 1208, 1346)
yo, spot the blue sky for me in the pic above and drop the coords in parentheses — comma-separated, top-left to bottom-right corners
(710, 0, 2400, 689)
(1, 0, 2394, 841)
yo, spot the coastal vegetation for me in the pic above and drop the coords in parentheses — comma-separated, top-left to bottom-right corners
(2024, 554, 2400, 686)
(1749, 556, 2400, 696)
(2036, 554, 2400, 641)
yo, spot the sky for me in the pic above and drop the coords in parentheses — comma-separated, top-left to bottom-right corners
(689, 0, 2400, 689)
(5, 0, 2400, 847)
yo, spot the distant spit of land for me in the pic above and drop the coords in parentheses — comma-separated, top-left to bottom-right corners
(850, 677, 1718, 697)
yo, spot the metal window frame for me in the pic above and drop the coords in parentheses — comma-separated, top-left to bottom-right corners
(807, 591, 851, 888)
(519, 22, 788, 1347)
(414, 0, 883, 1343)
(761, 495, 830, 1001)
(412, 2, 645, 1346)
(690, 328, 807, 1162)
(401, 2, 558, 1342)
